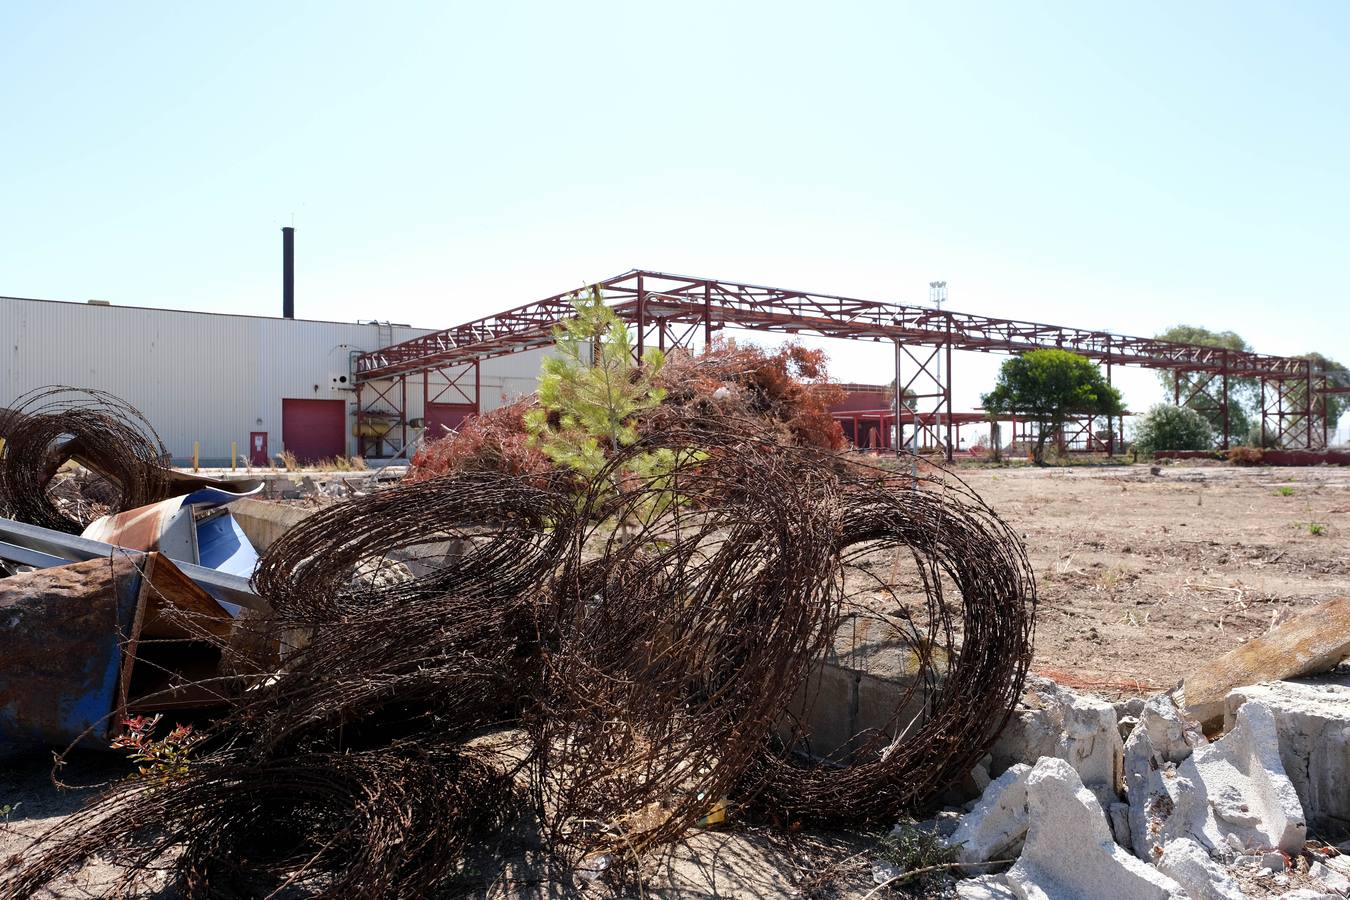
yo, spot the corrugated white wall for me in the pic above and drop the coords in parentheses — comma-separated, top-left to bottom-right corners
(480, 348, 553, 412)
(0, 297, 429, 464)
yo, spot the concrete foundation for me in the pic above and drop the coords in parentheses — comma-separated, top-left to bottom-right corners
(1225, 673, 1350, 839)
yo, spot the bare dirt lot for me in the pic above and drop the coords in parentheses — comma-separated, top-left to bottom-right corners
(959, 461, 1350, 694)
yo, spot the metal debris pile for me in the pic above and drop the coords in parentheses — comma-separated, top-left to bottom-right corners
(1, 412, 1036, 899)
(0, 386, 172, 533)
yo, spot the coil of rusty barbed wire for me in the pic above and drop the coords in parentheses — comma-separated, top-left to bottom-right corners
(0, 385, 171, 532)
(745, 464, 1037, 823)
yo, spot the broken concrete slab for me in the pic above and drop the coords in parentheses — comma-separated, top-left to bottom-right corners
(1155, 837, 1246, 900)
(1005, 757, 1186, 899)
(1124, 694, 1208, 860)
(990, 677, 1124, 809)
(229, 497, 316, 552)
(1180, 701, 1308, 855)
(1224, 675, 1350, 837)
(1309, 859, 1350, 895)
(951, 763, 1032, 864)
(1180, 596, 1350, 731)
(1131, 698, 1307, 862)
(956, 873, 1019, 899)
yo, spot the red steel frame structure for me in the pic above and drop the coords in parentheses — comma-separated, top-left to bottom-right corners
(355, 269, 1333, 460)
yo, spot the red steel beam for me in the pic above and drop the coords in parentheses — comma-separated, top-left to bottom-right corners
(355, 270, 1315, 383)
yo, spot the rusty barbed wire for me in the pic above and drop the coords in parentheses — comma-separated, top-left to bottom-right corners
(0, 386, 171, 532)
(0, 410, 1036, 898)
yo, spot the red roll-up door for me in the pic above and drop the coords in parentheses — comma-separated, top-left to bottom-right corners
(281, 398, 346, 463)
(425, 402, 477, 439)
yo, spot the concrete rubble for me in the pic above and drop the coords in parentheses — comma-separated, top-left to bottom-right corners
(1125, 693, 1308, 863)
(990, 676, 1125, 809)
(1004, 757, 1187, 899)
(951, 763, 1033, 864)
(1154, 837, 1247, 900)
(941, 665, 1350, 900)
(1225, 674, 1350, 836)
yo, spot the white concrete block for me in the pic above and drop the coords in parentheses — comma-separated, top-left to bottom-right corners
(1225, 674, 1350, 836)
(1310, 859, 1350, 895)
(951, 763, 1032, 864)
(1155, 837, 1246, 900)
(1128, 698, 1306, 861)
(1005, 758, 1186, 900)
(1125, 694, 1207, 861)
(957, 873, 1019, 899)
(1176, 701, 1307, 855)
(992, 678, 1125, 809)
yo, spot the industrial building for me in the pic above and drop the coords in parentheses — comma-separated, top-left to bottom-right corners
(0, 294, 551, 466)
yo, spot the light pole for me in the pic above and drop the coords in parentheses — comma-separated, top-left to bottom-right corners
(929, 281, 947, 454)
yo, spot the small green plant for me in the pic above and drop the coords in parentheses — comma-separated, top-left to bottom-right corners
(1307, 523, 1325, 536)
(0, 801, 19, 819)
(1276, 486, 1295, 497)
(874, 822, 961, 891)
(111, 714, 201, 785)
(524, 287, 702, 522)
(525, 287, 666, 477)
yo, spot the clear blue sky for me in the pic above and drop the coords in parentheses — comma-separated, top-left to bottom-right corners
(2, 2, 1347, 430)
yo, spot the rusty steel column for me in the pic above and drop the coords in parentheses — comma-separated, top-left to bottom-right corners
(894, 339, 903, 457)
(703, 281, 713, 346)
(944, 317, 954, 462)
(1220, 350, 1230, 451)
(400, 374, 408, 451)
(1306, 359, 1314, 450)
(1260, 378, 1269, 448)
(1105, 342, 1115, 457)
(635, 272, 646, 360)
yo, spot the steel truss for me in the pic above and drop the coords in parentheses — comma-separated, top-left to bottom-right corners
(355, 270, 1330, 459)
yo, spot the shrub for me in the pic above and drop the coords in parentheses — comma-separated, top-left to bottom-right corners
(409, 399, 549, 481)
(1133, 404, 1214, 456)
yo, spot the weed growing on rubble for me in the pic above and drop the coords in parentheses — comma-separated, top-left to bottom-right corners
(1306, 522, 1326, 536)
(874, 822, 961, 891)
(1276, 486, 1295, 497)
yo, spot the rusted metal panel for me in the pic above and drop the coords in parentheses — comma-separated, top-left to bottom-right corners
(0, 552, 238, 751)
(0, 556, 143, 749)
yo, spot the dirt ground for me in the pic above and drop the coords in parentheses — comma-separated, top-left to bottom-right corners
(959, 461, 1350, 694)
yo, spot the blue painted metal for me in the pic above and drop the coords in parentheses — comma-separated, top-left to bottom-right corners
(0, 556, 143, 751)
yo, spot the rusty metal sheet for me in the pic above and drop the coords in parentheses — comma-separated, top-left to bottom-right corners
(0, 556, 143, 750)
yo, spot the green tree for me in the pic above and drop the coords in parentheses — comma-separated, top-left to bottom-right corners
(1154, 325, 1257, 443)
(1302, 352, 1350, 437)
(1132, 404, 1215, 456)
(982, 349, 1124, 465)
(524, 287, 667, 480)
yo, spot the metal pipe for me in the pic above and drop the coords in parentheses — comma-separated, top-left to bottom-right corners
(282, 227, 295, 319)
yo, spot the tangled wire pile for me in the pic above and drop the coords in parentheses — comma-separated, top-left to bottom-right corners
(0, 411, 1035, 899)
(0, 386, 171, 532)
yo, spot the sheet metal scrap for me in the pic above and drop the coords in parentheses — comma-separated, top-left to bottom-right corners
(0, 412, 1037, 899)
(0, 552, 237, 752)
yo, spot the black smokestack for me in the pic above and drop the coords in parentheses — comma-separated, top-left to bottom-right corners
(282, 226, 295, 319)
